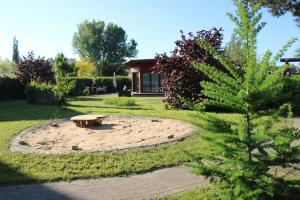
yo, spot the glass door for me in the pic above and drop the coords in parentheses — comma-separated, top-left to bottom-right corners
(132, 73, 139, 93)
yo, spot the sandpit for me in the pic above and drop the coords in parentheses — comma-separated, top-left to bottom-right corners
(11, 115, 196, 154)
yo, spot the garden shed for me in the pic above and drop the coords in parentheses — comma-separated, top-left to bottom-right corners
(125, 59, 164, 96)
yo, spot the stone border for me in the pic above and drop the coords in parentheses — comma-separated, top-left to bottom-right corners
(10, 115, 198, 154)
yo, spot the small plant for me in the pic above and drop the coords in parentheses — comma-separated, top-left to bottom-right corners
(52, 78, 75, 105)
(103, 97, 136, 106)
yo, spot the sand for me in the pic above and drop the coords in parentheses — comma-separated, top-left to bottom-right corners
(11, 115, 195, 154)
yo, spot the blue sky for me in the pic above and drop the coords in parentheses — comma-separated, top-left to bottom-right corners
(0, 0, 299, 61)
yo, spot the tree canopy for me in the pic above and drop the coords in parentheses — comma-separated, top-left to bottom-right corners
(72, 20, 138, 75)
(248, 0, 300, 24)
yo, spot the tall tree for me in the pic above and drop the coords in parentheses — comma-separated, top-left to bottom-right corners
(190, 0, 299, 199)
(248, 0, 300, 24)
(12, 36, 20, 63)
(72, 20, 138, 75)
(224, 33, 243, 70)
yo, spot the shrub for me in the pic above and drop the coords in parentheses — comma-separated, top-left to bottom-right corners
(25, 81, 55, 104)
(281, 75, 300, 113)
(153, 28, 224, 109)
(25, 78, 75, 105)
(15, 52, 54, 84)
(103, 97, 135, 106)
(52, 78, 75, 105)
(0, 77, 25, 100)
(67, 76, 131, 95)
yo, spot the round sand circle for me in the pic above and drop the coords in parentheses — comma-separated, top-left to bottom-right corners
(10, 115, 196, 154)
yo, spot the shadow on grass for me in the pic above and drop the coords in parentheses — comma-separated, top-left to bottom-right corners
(274, 178, 300, 200)
(0, 161, 73, 199)
(68, 103, 151, 111)
(0, 100, 84, 122)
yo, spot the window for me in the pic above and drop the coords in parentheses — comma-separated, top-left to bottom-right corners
(142, 72, 161, 93)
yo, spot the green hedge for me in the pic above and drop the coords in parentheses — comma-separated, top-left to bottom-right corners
(66, 76, 131, 96)
(260, 75, 300, 113)
(281, 75, 300, 113)
(24, 82, 55, 104)
(0, 77, 25, 100)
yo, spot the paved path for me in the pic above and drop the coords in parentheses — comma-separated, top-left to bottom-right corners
(0, 166, 208, 200)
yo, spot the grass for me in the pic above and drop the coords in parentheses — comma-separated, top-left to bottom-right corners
(103, 96, 136, 106)
(153, 186, 220, 200)
(0, 96, 239, 185)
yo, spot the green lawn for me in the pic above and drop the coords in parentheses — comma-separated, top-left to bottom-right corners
(0, 96, 239, 185)
(153, 186, 220, 200)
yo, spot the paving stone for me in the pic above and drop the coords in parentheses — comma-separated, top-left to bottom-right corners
(0, 166, 208, 200)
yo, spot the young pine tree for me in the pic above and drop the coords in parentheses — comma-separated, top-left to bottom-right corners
(190, 0, 299, 199)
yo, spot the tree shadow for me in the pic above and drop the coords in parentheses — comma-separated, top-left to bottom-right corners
(68, 103, 152, 111)
(0, 100, 83, 122)
(0, 161, 73, 200)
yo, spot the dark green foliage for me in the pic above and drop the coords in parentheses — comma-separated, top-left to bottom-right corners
(190, 0, 300, 199)
(248, 0, 300, 24)
(102, 63, 128, 76)
(0, 77, 25, 100)
(12, 36, 20, 63)
(67, 76, 131, 95)
(72, 20, 137, 75)
(271, 75, 300, 114)
(15, 52, 54, 84)
(25, 82, 55, 104)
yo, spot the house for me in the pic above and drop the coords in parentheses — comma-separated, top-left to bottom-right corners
(125, 59, 164, 96)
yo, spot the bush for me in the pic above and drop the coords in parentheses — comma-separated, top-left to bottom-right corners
(67, 76, 131, 96)
(25, 78, 75, 105)
(25, 82, 55, 104)
(103, 97, 135, 106)
(0, 77, 25, 100)
(16, 52, 54, 84)
(153, 28, 224, 109)
(280, 75, 300, 113)
(52, 78, 75, 105)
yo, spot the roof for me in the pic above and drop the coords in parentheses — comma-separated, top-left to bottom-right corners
(124, 59, 156, 67)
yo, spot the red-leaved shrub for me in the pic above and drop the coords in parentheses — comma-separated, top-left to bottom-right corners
(153, 28, 224, 108)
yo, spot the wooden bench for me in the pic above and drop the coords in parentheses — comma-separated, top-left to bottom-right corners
(70, 115, 106, 128)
